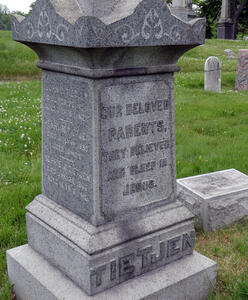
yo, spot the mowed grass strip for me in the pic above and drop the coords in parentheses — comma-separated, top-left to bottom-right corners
(175, 72, 248, 179)
(0, 81, 42, 299)
(0, 31, 40, 80)
(196, 220, 248, 300)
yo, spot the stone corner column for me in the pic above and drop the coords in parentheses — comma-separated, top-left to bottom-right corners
(7, 0, 217, 299)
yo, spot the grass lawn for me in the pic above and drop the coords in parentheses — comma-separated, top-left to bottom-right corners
(0, 31, 248, 299)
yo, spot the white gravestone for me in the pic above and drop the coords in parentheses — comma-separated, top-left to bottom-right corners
(204, 56, 221, 92)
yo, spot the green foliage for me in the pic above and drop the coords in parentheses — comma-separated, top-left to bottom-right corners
(0, 80, 42, 300)
(194, 0, 222, 38)
(195, 0, 248, 39)
(0, 1, 35, 32)
(0, 31, 40, 80)
(0, 4, 10, 30)
(28, 2, 36, 15)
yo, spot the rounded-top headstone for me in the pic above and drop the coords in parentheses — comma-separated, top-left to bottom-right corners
(204, 56, 221, 92)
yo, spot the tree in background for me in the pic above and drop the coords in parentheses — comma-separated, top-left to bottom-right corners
(0, 4, 10, 30)
(231, 0, 248, 38)
(195, 0, 248, 39)
(0, 1, 36, 30)
(194, 0, 222, 38)
(28, 2, 36, 15)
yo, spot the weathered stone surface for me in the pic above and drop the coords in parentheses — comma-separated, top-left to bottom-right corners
(224, 48, 236, 60)
(177, 169, 248, 232)
(219, 0, 232, 22)
(7, 245, 217, 300)
(41, 70, 177, 224)
(217, 0, 233, 39)
(224, 49, 235, 56)
(204, 56, 221, 92)
(235, 49, 248, 90)
(7, 0, 211, 299)
(171, 0, 196, 22)
(12, 0, 205, 48)
(26, 195, 194, 295)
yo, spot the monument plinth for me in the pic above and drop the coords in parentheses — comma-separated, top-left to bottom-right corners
(7, 0, 216, 299)
(217, 0, 233, 39)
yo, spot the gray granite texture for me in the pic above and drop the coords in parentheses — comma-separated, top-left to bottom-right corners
(217, 0, 233, 39)
(26, 195, 195, 295)
(224, 49, 236, 60)
(217, 22, 233, 40)
(204, 56, 221, 92)
(236, 49, 248, 90)
(7, 245, 217, 300)
(7, 1, 210, 298)
(11, 0, 205, 48)
(177, 169, 248, 232)
(42, 71, 177, 225)
(219, 0, 232, 22)
(171, 0, 196, 22)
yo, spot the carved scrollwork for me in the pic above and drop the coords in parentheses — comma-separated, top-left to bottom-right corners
(170, 25, 183, 42)
(26, 22, 34, 39)
(55, 24, 69, 42)
(116, 24, 140, 43)
(193, 22, 205, 41)
(141, 9, 163, 40)
(38, 10, 52, 39)
(24, 9, 69, 42)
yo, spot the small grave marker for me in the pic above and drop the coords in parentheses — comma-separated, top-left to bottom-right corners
(204, 56, 221, 92)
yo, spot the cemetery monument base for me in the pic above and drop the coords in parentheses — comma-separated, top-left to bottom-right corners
(7, 0, 216, 299)
(217, 22, 233, 40)
(7, 245, 217, 300)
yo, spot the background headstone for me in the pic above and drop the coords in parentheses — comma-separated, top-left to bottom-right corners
(217, 0, 233, 39)
(236, 49, 248, 90)
(177, 169, 248, 232)
(204, 56, 221, 92)
(224, 49, 236, 60)
(171, 0, 196, 21)
(6, 0, 216, 299)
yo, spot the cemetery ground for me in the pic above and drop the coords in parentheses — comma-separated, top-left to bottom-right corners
(0, 31, 248, 299)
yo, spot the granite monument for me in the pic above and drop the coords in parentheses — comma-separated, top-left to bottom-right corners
(7, 0, 217, 299)
(217, 0, 233, 39)
(171, 0, 196, 22)
(236, 49, 248, 90)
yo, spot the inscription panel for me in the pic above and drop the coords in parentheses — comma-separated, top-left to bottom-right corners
(42, 71, 93, 219)
(90, 230, 195, 295)
(100, 76, 176, 218)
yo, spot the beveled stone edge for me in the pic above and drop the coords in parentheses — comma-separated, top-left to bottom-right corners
(37, 61, 181, 79)
(11, 0, 205, 48)
(7, 245, 217, 300)
(177, 168, 248, 200)
(26, 195, 194, 254)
